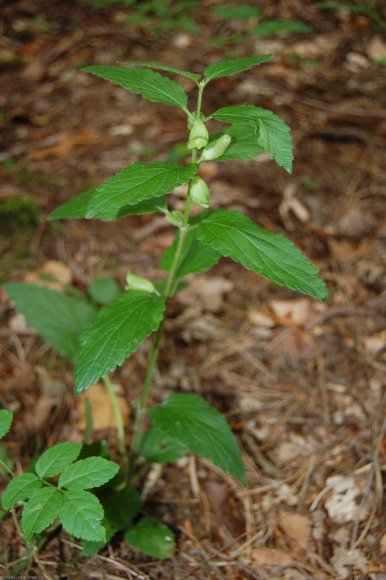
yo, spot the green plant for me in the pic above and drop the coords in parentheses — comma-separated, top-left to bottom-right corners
(318, 1, 386, 30)
(2, 56, 327, 559)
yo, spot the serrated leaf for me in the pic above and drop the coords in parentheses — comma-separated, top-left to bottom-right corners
(85, 162, 196, 220)
(89, 277, 120, 305)
(151, 394, 246, 484)
(2, 473, 43, 510)
(140, 426, 189, 464)
(122, 61, 200, 82)
(22, 487, 63, 542)
(217, 124, 264, 161)
(49, 188, 167, 222)
(60, 490, 105, 541)
(251, 19, 312, 38)
(81, 520, 116, 556)
(196, 210, 327, 300)
(75, 291, 165, 393)
(58, 457, 119, 490)
(3, 283, 97, 359)
(204, 55, 271, 82)
(82, 66, 188, 109)
(211, 105, 293, 172)
(0, 409, 13, 439)
(124, 517, 175, 559)
(35, 442, 83, 479)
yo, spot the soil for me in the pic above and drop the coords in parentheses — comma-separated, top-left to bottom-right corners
(1, 1, 386, 578)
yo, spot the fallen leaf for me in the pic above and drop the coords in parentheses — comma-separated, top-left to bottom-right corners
(178, 276, 233, 313)
(331, 547, 368, 577)
(247, 308, 276, 328)
(278, 511, 312, 549)
(268, 298, 323, 326)
(252, 548, 295, 569)
(324, 474, 371, 524)
(77, 382, 129, 431)
(25, 260, 73, 290)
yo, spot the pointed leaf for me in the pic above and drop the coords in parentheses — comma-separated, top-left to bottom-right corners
(124, 517, 175, 559)
(151, 394, 246, 484)
(60, 490, 105, 541)
(122, 61, 200, 82)
(2, 473, 43, 510)
(82, 66, 188, 109)
(75, 291, 165, 393)
(196, 210, 327, 299)
(85, 162, 196, 220)
(35, 442, 83, 479)
(22, 487, 63, 542)
(160, 227, 220, 278)
(204, 55, 271, 82)
(58, 457, 119, 490)
(3, 283, 97, 359)
(0, 409, 13, 439)
(140, 426, 189, 464)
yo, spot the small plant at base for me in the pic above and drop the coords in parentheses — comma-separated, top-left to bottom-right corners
(2, 55, 328, 559)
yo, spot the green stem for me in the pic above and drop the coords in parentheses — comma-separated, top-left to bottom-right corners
(0, 458, 15, 478)
(103, 374, 129, 481)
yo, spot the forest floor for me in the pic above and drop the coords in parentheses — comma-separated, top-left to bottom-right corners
(1, 1, 386, 578)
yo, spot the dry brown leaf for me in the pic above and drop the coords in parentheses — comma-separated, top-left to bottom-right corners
(25, 260, 73, 290)
(324, 474, 372, 524)
(77, 382, 129, 431)
(268, 298, 325, 326)
(278, 511, 312, 550)
(30, 129, 97, 159)
(247, 308, 276, 328)
(178, 276, 233, 313)
(251, 547, 295, 569)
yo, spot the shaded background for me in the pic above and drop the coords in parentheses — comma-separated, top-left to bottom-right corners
(1, 1, 386, 578)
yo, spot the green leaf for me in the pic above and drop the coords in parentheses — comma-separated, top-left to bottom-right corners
(2, 473, 43, 510)
(89, 277, 120, 305)
(3, 283, 97, 359)
(49, 189, 167, 222)
(211, 106, 293, 172)
(22, 487, 63, 542)
(0, 409, 13, 439)
(160, 227, 220, 278)
(58, 457, 119, 490)
(82, 66, 188, 110)
(151, 394, 246, 484)
(99, 486, 141, 528)
(35, 442, 83, 479)
(81, 520, 116, 556)
(60, 490, 105, 541)
(124, 517, 175, 559)
(140, 427, 189, 464)
(122, 61, 200, 82)
(75, 291, 166, 393)
(217, 124, 264, 161)
(251, 19, 312, 38)
(212, 5, 262, 19)
(204, 55, 271, 82)
(85, 163, 196, 221)
(195, 210, 328, 300)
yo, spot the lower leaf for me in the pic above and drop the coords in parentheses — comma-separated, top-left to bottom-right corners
(124, 517, 175, 559)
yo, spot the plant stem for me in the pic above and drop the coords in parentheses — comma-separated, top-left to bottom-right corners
(0, 458, 15, 478)
(102, 374, 129, 480)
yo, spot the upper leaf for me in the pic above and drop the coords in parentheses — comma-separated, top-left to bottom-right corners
(85, 163, 196, 221)
(60, 490, 105, 542)
(124, 517, 175, 559)
(160, 227, 220, 278)
(213, 124, 264, 162)
(2, 473, 43, 510)
(122, 61, 200, 82)
(35, 442, 83, 479)
(195, 210, 328, 300)
(204, 55, 271, 82)
(211, 105, 293, 173)
(151, 394, 246, 484)
(49, 188, 167, 222)
(22, 487, 63, 542)
(58, 457, 119, 490)
(0, 409, 13, 439)
(75, 290, 166, 393)
(3, 283, 97, 359)
(82, 66, 188, 110)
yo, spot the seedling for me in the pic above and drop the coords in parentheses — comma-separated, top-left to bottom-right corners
(2, 56, 327, 559)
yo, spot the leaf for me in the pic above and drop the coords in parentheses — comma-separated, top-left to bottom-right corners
(82, 66, 188, 110)
(35, 442, 83, 479)
(89, 277, 120, 305)
(122, 61, 200, 82)
(124, 517, 175, 559)
(58, 457, 119, 490)
(60, 490, 105, 541)
(0, 409, 13, 439)
(204, 55, 271, 82)
(2, 473, 43, 510)
(151, 394, 246, 484)
(251, 19, 312, 38)
(3, 283, 97, 359)
(195, 210, 327, 300)
(22, 487, 63, 542)
(99, 486, 141, 528)
(85, 163, 196, 220)
(217, 124, 264, 161)
(211, 105, 293, 173)
(160, 227, 220, 278)
(81, 520, 116, 556)
(75, 291, 165, 393)
(212, 5, 262, 19)
(140, 426, 189, 464)
(49, 189, 167, 221)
